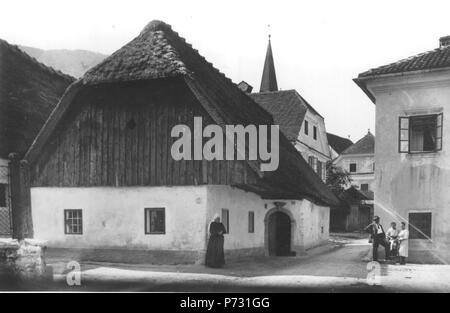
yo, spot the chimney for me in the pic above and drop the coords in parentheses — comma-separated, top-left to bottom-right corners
(237, 81, 253, 93)
(439, 35, 450, 48)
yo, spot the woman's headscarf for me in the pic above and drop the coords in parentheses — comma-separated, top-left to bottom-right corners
(212, 214, 220, 223)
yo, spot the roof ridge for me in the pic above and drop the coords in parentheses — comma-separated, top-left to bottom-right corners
(340, 131, 374, 155)
(0, 38, 75, 82)
(252, 89, 296, 95)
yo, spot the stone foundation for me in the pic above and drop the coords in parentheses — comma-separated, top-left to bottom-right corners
(46, 247, 202, 265)
(0, 239, 48, 280)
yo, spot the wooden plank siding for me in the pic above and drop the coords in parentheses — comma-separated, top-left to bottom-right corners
(30, 79, 259, 188)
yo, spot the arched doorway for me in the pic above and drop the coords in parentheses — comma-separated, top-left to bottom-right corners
(268, 211, 292, 256)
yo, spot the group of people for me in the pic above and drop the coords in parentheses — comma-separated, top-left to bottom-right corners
(365, 216, 409, 264)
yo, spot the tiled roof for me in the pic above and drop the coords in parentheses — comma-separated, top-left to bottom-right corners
(358, 45, 450, 78)
(341, 131, 374, 155)
(249, 90, 307, 141)
(27, 20, 339, 206)
(327, 133, 353, 154)
(0, 39, 74, 159)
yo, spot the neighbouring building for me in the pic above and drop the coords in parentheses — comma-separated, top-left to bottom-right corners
(17, 21, 339, 264)
(354, 35, 450, 263)
(0, 39, 73, 237)
(330, 186, 373, 232)
(334, 130, 375, 192)
(327, 132, 353, 160)
(328, 132, 375, 232)
(248, 38, 332, 182)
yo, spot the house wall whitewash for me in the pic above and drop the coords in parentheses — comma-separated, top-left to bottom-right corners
(334, 154, 375, 191)
(296, 110, 331, 181)
(31, 185, 330, 263)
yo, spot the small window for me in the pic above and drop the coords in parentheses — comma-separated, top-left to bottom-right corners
(349, 163, 357, 173)
(248, 211, 255, 233)
(308, 156, 314, 168)
(317, 161, 323, 178)
(313, 126, 318, 140)
(222, 209, 229, 234)
(304, 120, 309, 135)
(145, 208, 165, 234)
(64, 209, 83, 235)
(0, 184, 7, 207)
(399, 114, 443, 153)
(409, 212, 432, 239)
(360, 184, 369, 191)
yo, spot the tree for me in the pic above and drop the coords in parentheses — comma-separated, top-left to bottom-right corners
(325, 161, 352, 195)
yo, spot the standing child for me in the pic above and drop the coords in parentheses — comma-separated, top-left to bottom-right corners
(386, 222, 399, 257)
(398, 222, 409, 265)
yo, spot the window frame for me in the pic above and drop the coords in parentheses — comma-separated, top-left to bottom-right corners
(248, 211, 255, 233)
(317, 160, 323, 178)
(399, 113, 443, 154)
(0, 184, 7, 207)
(64, 209, 83, 235)
(360, 184, 369, 191)
(349, 163, 357, 173)
(313, 126, 318, 140)
(144, 207, 166, 235)
(222, 208, 229, 234)
(304, 120, 309, 135)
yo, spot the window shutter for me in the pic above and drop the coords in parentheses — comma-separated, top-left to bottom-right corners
(436, 113, 443, 151)
(399, 116, 409, 153)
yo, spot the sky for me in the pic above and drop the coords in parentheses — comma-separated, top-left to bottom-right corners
(1, 0, 450, 141)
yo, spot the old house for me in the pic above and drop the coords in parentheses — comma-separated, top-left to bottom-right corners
(355, 35, 450, 263)
(20, 21, 338, 264)
(327, 132, 353, 160)
(0, 39, 73, 237)
(334, 131, 375, 192)
(329, 132, 374, 231)
(249, 38, 332, 182)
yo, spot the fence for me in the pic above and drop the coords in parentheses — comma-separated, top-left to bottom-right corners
(0, 165, 11, 237)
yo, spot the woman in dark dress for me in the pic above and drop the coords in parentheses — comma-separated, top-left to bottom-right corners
(205, 214, 226, 268)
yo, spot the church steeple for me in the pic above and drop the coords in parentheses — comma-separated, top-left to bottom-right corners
(260, 34, 278, 92)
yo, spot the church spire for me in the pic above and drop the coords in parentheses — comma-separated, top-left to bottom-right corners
(260, 30, 278, 92)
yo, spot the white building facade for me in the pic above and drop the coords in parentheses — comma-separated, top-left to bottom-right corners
(355, 36, 450, 263)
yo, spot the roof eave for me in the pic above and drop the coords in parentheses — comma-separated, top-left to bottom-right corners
(355, 65, 450, 104)
(353, 77, 376, 104)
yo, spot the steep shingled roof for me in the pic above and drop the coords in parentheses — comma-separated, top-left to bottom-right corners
(341, 131, 374, 155)
(249, 90, 307, 141)
(0, 39, 74, 159)
(26, 20, 338, 206)
(327, 133, 353, 154)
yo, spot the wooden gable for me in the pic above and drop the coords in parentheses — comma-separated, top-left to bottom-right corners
(30, 78, 259, 188)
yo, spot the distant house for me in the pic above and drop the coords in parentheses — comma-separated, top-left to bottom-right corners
(0, 39, 73, 237)
(330, 186, 373, 232)
(355, 35, 450, 263)
(327, 132, 353, 160)
(331, 131, 375, 231)
(18, 21, 338, 264)
(334, 131, 375, 192)
(248, 38, 332, 182)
